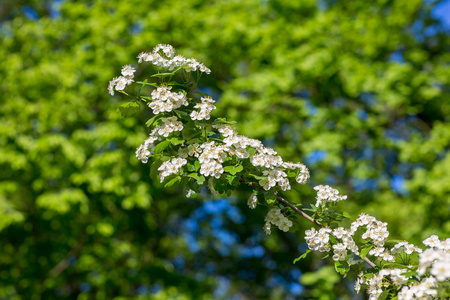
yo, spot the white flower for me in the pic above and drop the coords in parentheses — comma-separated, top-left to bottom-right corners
(263, 222, 271, 235)
(138, 44, 211, 74)
(248, 193, 258, 209)
(157, 157, 187, 182)
(186, 189, 195, 198)
(190, 97, 216, 121)
(296, 164, 310, 184)
(264, 209, 292, 234)
(136, 144, 151, 163)
(121, 64, 136, 76)
(423, 235, 440, 248)
(313, 185, 347, 207)
(333, 227, 347, 239)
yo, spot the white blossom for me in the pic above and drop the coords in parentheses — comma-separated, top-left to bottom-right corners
(248, 193, 258, 209)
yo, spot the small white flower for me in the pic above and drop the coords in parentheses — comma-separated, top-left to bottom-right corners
(247, 193, 258, 209)
(121, 64, 136, 76)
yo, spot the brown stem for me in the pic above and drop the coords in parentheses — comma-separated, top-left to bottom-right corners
(276, 194, 377, 268)
(247, 182, 376, 268)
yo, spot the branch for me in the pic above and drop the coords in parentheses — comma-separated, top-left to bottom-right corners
(275, 194, 377, 269)
(246, 182, 376, 268)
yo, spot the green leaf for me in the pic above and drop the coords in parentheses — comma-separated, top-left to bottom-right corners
(303, 204, 318, 213)
(167, 81, 185, 86)
(169, 138, 185, 145)
(378, 290, 390, 300)
(164, 176, 181, 188)
(174, 109, 189, 116)
(226, 174, 237, 185)
(137, 79, 148, 94)
(342, 211, 352, 219)
(153, 141, 171, 154)
(383, 262, 407, 269)
(264, 192, 277, 205)
(293, 250, 311, 264)
(334, 260, 350, 275)
(223, 165, 243, 175)
(360, 245, 374, 259)
(206, 131, 216, 137)
(385, 240, 405, 244)
(145, 115, 162, 127)
(186, 162, 195, 172)
(188, 173, 205, 185)
(136, 81, 159, 88)
(287, 171, 297, 178)
(194, 160, 200, 172)
(247, 147, 257, 156)
(248, 173, 266, 180)
(400, 271, 417, 277)
(213, 117, 237, 125)
(117, 101, 140, 117)
(151, 72, 175, 78)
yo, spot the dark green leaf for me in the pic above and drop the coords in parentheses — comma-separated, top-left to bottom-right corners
(174, 109, 189, 116)
(164, 176, 181, 188)
(186, 162, 196, 172)
(226, 174, 237, 185)
(117, 101, 140, 117)
(153, 141, 171, 154)
(145, 115, 162, 127)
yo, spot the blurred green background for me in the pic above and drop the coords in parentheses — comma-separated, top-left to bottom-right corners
(1, 0, 449, 299)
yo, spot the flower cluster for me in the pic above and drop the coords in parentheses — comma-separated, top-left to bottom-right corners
(397, 277, 438, 300)
(357, 268, 411, 300)
(137, 44, 211, 74)
(263, 208, 293, 234)
(108, 64, 136, 95)
(332, 243, 348, 261)
(135, 142, 155, 164)
(259, 168, 289, 191)
(149, 85, 188, 114)
(135, 116, 183, 164)
(197, 142, 227, 178)
(157, 116, 183, 137)
(158, 158, 187, 182)
(418, 236, 450, 281)
(351, 214, 388, 246)
(391, 241, 423, 255)
(305, 225, 359, 263)
(295, 164, 310, 184)
(313, 185, 347, 207)
(190, 96, 216, 120)
(305, 227, 331, 252)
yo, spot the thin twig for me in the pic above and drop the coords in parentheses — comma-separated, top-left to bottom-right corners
(246, 182, 376, 268)
(276, 194, 377, 268)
